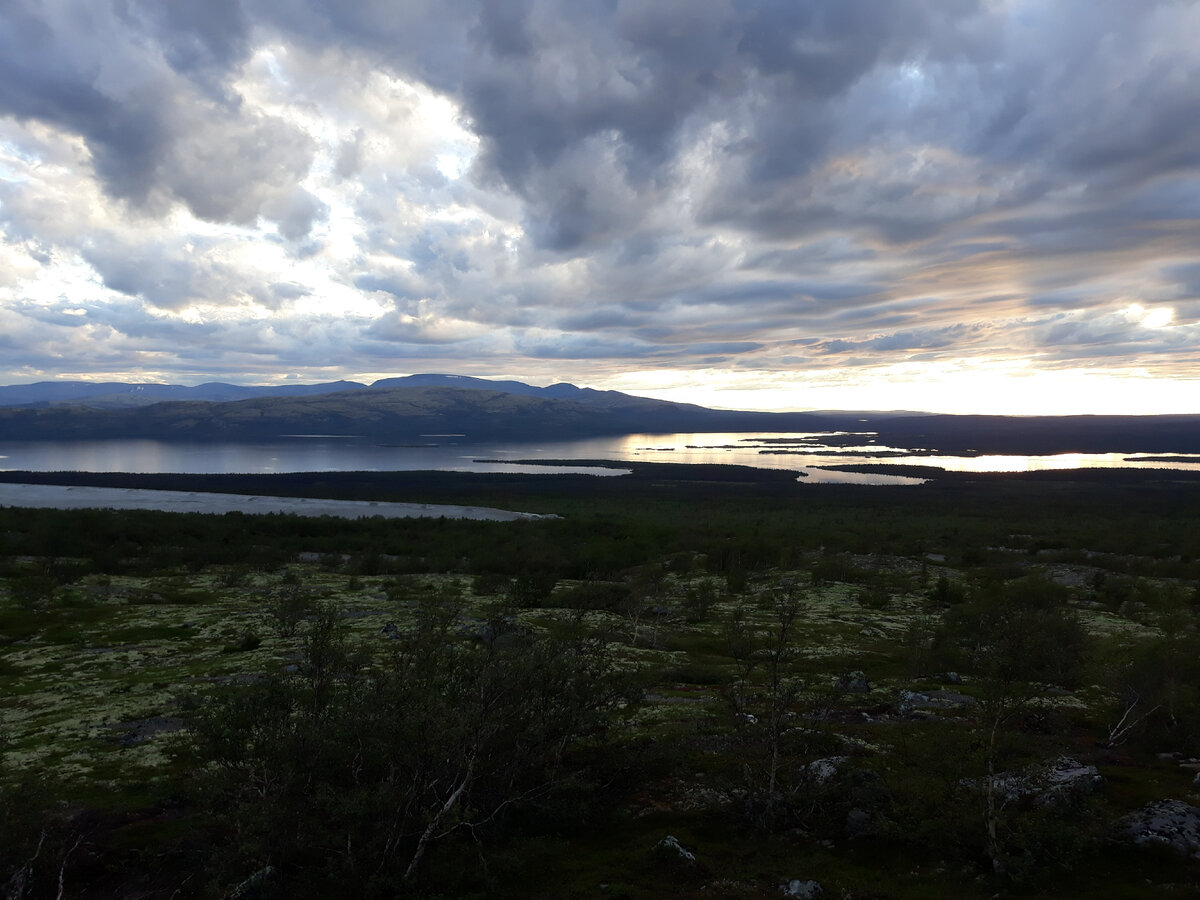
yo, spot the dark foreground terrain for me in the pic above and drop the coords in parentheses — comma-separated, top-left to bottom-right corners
(3, 463, 1200, 898)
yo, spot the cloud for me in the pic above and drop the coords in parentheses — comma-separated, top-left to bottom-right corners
(0, 1, 320, 237)
(1, 0, 1200, 409)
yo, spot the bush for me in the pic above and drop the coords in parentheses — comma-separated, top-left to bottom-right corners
(222, 631, 262, 653)
(856, 584, 891, 609)
(556, 580, 630, 611)
(190, 605, 638, 896)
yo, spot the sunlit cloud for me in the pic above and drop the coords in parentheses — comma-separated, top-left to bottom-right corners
(0, 0, 1198, 411)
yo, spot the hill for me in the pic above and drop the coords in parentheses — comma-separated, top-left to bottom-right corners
(0, 384, 835, 441)
(1, 375, 1199, 453)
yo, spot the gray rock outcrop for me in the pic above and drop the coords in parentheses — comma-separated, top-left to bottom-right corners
(990, 756, 1103, 807)
(803, 756, 849, 786)
(1121, 800, 1200, 858)
(780, 879, 823, 898)
(652, 834, 697, 866)
(897, 689, 976, 716)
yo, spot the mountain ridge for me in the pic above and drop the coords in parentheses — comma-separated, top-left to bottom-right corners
(0, 383, 835, 442)
(0, 374, 665, 410)
(1, 376, 1199, 453)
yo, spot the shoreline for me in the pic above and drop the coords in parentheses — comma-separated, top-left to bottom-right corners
(0, 483, 551, 522)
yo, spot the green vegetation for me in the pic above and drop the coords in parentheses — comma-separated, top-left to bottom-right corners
(2, 465, 1200, 897)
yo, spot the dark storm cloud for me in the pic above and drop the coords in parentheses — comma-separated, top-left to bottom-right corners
(122, 0, 252, 78)
(970, 2, 1200, 190)
(3, 0, 1200, 390)
(249, 0, 996, 252)
(0, 0, 322, 235)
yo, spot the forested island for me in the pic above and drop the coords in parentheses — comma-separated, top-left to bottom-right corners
(3, 463, 1200, 897)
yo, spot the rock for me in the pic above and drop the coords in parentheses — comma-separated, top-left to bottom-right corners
(1121, 800, 1200, 858)
(897, 690, 928, 715)
(859, 625, 888, 639)
(936, 671, 963, 685)
(988, 757, 1103, 807)
(804, 756, 849, 786)
(1192, 772, 1200, 788)
(780, 878, 823, 898)
(380, 622, 401, 640)
(837, 671, 871, 693)
(652, 834, 697, 866)
(898, 689, 976, 716)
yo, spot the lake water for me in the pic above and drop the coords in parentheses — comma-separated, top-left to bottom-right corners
(3, 432, 1200, 486)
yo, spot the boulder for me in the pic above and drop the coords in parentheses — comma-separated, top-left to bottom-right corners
(780, 879, 823, 898)
(380, 622, 401, 640)
(803, 756, 849, 786)
(837, 671, 871, 693)
(1121, 800, 1200, 858)
(988, 757, 1103, 807)
(897, 689, 976, 716)
(652, 834, 697, 867)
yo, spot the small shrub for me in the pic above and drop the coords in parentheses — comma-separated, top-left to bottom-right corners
(267, 589, 312, 638)
(857, 585, 892, 609)
(223, 631, 262, 653)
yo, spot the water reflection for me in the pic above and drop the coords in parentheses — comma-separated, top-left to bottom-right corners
(0, 434, 1198, 486)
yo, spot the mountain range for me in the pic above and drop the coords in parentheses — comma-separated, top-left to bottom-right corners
(0, 373, 728, 409)
(0, 374, 1198, 454)
(0, 375, 833, 442)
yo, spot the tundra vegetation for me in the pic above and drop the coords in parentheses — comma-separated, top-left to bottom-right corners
(2, 463, 1200, 897)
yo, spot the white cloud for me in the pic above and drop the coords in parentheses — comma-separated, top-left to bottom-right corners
(1, 0, 1199, 412)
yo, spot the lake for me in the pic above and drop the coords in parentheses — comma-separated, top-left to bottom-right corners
(3, 432, 1200, 486)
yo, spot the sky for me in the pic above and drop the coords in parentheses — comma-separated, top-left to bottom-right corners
(1, 0, 1199, 415)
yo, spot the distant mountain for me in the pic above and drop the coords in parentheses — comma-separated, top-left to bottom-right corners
(0, 380, 367, 409)
(0, 384, 836, 442)
(369, 374, 672, 408)
(1, 376, 1199, 453)
(0, 373, 668, 410)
